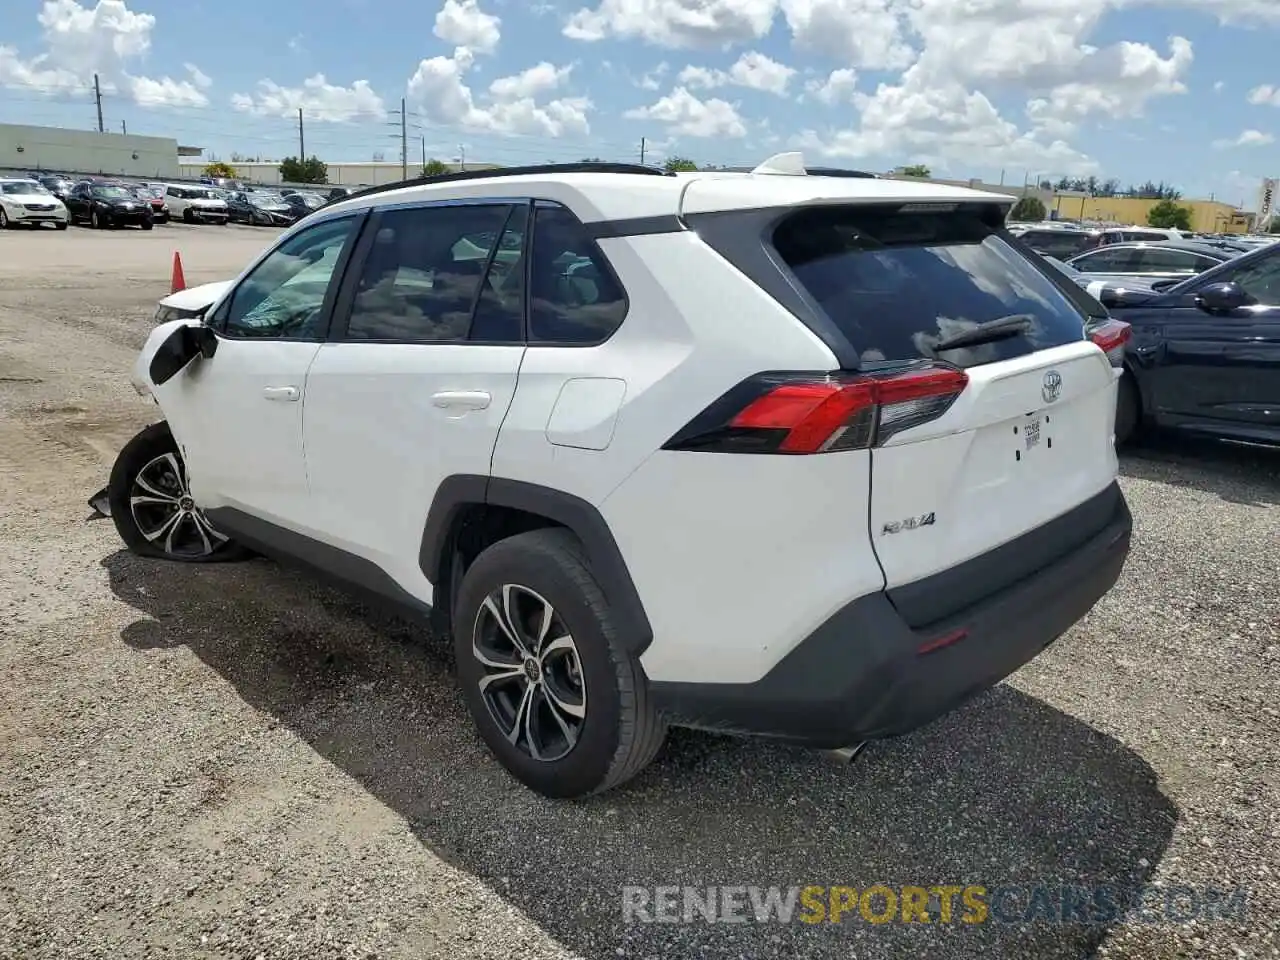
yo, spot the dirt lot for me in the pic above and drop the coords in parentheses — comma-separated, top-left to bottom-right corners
(1, 224, 1277, 960)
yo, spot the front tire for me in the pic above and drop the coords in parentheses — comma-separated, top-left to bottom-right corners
(0, 209, 10, 229)
(453, 528, 666, 799)
(183, 208, 194, 224)
(106, 422, 249, 563)
(141, 220, 154, 231)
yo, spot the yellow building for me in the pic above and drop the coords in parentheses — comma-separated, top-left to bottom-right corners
(1050, 194, 1251, 233)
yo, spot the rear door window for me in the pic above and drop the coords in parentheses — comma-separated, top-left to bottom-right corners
(771, 204, 1089, 366)
(1022, 230, 1092, 258)
(1071, 247, 1144, 273)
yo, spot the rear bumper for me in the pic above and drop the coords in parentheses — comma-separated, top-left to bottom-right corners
(650, 482, 1132, 747)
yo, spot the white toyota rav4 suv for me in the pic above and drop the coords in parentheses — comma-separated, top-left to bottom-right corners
(91, 156, 1133, 799)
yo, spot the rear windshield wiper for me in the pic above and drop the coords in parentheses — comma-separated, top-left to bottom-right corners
(932, 313, 1033, 352)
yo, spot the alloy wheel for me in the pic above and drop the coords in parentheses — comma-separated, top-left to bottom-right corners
(128, 452, 228, 559)
(472, 584, 587, 762)
(0, 209, 8, 228)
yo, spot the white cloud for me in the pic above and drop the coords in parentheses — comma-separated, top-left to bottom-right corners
(1213, 80, 1225, 93)
(797, 69, 1096, 174)
(407, 48, 591, 137)
(230, 74, 386, 122)
(635, 62, 669, 90)
(1212, 129, 1275, 149)
(624, 85, 747, 137)
(805, 68, 857, 104)
(780, 0, 914, 70)
(1247, 84, 1280, 106)
(0, 0, 212, 107)
(434, 0, 501, 55)
(564, 0, 778, 47)
(677, 51, 795, 95)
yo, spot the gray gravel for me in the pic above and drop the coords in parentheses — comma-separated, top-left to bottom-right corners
(1, 226, 1278, 960)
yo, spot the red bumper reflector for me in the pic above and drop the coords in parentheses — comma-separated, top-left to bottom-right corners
(916, 628, 969, 655)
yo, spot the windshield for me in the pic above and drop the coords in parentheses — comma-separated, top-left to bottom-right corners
(772, 204, 1091, 367)
(1, 181, 47, 195)
(92, 186, 132, 199)
(249, 193, 282, 205)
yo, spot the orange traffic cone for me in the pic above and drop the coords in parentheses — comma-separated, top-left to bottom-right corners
(170, 251, 186, 294)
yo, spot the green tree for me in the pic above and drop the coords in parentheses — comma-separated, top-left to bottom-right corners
(664, 156, 698, 172)
(1009, 196, 1047, 221)
(580, 156, 604, 162)
(422, 158, 450, 176)
(278, 156, 329, 184)
(1147, 199, 1193, 230)
(901, 163, 931, 178)
(202, 160, 237, 179)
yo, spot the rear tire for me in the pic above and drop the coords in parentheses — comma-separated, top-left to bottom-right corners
(183, 208, 194, 224)
(55, 221, 68, 231)
(107, 422, 250, 563)
(453, 528, 666, 799)
(1115, 374, 1140, 447)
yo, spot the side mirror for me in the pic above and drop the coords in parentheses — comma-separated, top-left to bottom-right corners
(1194, 281, 1253, 314)
(148, 324, 217, 385)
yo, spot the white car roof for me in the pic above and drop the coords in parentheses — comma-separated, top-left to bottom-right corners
(318, 152, 1017, 225)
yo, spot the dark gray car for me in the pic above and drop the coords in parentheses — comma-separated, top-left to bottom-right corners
(1065, 240, 1236, 285)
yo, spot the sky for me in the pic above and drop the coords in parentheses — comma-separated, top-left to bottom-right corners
(1, 0, 1279, 207)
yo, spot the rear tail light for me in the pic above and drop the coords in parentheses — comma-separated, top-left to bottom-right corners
(663, 363, 969, 454)
(1087, 318, 1131, 367)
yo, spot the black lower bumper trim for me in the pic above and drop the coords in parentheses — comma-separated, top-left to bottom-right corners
(650, 482, 1132, 747)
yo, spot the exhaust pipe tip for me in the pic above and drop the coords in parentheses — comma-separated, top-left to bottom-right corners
(825, 742, 868, 765)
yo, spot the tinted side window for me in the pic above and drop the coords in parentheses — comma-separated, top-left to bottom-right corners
(1138, 248, 1202, 273)
(1075, 247, 1143, 272)
(1224, 253, 1280, 304)
(1025, 231, 1091, 258)
(222, 215, 359, 339)
(343, 204, 513, 342)
(528, 202, 627, 344)
(772, 204, 1088, 367)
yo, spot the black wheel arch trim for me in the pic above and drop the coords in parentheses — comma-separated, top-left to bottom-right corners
(419, 475, 654, 657)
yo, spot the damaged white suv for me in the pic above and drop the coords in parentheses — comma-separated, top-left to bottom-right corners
(92, 156, 1133, 798)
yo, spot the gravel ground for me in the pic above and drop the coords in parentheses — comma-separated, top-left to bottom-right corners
(0, 225, 1277, 960)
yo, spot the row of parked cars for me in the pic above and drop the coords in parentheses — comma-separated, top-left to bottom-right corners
(0, 171, 363, 231)
(1008, 218, 1279, 447)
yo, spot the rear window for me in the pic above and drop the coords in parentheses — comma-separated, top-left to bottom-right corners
(772, 204, 1089, 366)
(1021, 230, 1093, 258)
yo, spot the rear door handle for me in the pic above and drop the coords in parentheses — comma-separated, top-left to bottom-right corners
(432, 390, 491, 411)
(262, 386, 300, 401)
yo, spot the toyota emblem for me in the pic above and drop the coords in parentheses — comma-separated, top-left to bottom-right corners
(1041, 370, 1062, 404)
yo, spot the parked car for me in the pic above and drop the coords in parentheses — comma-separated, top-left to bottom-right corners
(1077, 241, 1280, 447)
(64, 181, 153, 229)
(280, 191, 327, 220)
(1017, 227, 1100, 259)
(1093, 226, 1189, 246)
(37, 175, 77, 204)
(164, 185, 229, 224)
(88, 157, 1133, 799)
(1066, 240, 1234, 285)
(0, 177, 69, 230)
(130, 184, 169, 223)
(226, 190, 296, 226)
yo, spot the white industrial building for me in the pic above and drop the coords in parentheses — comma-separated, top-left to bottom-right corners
(177, 159, 496, 187)
(0, 123, 186, 178)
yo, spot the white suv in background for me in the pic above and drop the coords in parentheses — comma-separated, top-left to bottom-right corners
(163, 184, 229, 224)
(91, 156, 1133, 799)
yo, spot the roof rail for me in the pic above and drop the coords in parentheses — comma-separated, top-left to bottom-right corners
(325, 161, 672, 208)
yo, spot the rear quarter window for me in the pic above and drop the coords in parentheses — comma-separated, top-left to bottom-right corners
(771, 204, 1090, 367)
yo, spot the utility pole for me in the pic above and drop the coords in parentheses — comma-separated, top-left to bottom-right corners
(421, 135, 426, 169)
(458, 144, 466, 171)
(93, 74, 104, 133)
(400, 98, 408, 181)
(121, 120, 127, 135)
(297, 108, 305, 161)
(640, 137, 646, 165)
